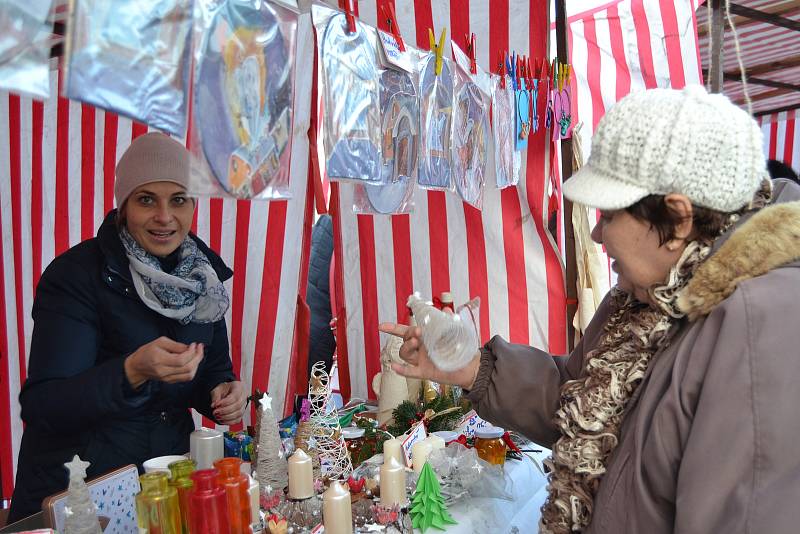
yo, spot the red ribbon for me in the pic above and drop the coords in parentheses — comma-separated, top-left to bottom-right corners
(452, 434, 472, 448)
(502, 432, 521, 453)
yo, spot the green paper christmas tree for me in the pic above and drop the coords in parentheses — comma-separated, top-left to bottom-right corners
(410, 462, 457, 532)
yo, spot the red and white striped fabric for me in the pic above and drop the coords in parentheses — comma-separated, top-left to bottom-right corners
(326, 0, 567, 403)
(761, 111, 800, 169)
(0, 18, 314, 495)
(549, 0, 704, 292)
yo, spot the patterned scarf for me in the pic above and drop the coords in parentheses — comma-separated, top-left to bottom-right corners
(539, 184, 772, 533)
(119, 227, 229, 325)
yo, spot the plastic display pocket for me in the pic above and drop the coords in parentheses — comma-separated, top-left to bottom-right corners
(189, 0, 298, 200)
(417, 52, 454, 191)
(313, 3, 382, 184)
(0, 0, 53, 99)
(64, 0, 192, 134)
(354, 68, 419, 214)
(450, 42, 490, 209)
(492, 77, 520, 189)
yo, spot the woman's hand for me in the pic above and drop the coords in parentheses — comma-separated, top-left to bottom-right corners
(378, 323, 481, 390)
(210, 381, 247, 425)
(124, 337, 204, 389)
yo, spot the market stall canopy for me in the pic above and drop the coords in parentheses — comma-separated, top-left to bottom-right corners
(697, 0, 800, 116)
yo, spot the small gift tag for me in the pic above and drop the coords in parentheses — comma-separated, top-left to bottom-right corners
(400, 422, 428, 467)
(378, 30, 414, 73)
(456, 410, 491, 438)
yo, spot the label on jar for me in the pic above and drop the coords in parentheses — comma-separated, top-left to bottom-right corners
(456, 410, 491, 438)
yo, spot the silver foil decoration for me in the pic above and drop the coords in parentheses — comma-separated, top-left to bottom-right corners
(0, 0, 53, 99)
(189, 0, 297, 199)
(64, 0, 192, 134)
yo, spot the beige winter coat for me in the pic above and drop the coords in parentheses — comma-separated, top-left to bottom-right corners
(468, 181, 800, 533)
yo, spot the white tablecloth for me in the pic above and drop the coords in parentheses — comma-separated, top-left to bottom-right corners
(430, 447, 551, 534)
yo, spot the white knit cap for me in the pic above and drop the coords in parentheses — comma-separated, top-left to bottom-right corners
(563, 85, 767, 212)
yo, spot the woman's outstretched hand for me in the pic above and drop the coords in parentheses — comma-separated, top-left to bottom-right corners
(378, 323, 481, 390)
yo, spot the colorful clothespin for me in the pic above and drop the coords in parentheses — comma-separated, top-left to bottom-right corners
(506, 51, 517, 91)
(465, 32, 477, 74)
(428, 27, 447, 76)
(526, 56, 533, 88)
(338, 0, 356, 34)
(498, 51, 507, 89)
(381, 2, 405, 51)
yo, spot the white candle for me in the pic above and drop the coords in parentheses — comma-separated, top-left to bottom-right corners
(288, 449, 314, 499)
(189, 428, 223, 470)
(323, 481, 353, 534)
(379, 456, 407, 507)
(411, 440, 433, 473)
(248, 475, 260, 526)
(425, 435, 446, 451)
(383, 438, 405, 466)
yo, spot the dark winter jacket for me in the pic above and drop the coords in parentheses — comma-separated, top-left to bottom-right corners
(306, 215, 335, 375)
(8, 210, 235, 521)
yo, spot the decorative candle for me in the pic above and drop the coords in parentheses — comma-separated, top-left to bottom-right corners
(322, 481, 353, 534)
(379, 456, 407, 507)
(383, 438, 405, 467)
(425, 435, 446, 451)
(288, 449, 314, 499)
(189, 428, 224, 469)
(248, 474, 260, 526)
(411, 440, 433, 473)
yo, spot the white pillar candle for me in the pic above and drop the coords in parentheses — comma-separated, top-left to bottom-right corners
(248, 475, 260, 526)
(383, 438, 405, 466)
(379, 456, 407, 507)
(189, 428, 223, 470)
(411, 440, 433, 473)
(288, 449, 314, 499)
(425, 435, 446, 450)
(323, 481, 353, 534)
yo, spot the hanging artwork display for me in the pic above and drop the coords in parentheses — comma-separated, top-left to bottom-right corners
(451, 41, 490, 208)
(64, 0, 192, 134)
(354, 68, 418, 214)
(314, 4, 382, 184)
(492, 76, 520, 189)
(552, 62, 573, 141)
(0, 0, 53, 99)
(188, 0, 297, 200)
(418, 52, 454, 190)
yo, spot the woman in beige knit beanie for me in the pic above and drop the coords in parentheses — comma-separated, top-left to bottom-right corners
(9, 132, 247, 521)
(382, 85, 800, 533)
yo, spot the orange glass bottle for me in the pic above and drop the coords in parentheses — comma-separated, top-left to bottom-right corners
(214, 457, 252, 534)
(474, 427, 507, 466)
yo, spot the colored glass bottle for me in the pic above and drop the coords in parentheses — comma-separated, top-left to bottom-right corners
(188, 469, 230, 534)
(214, 457, 252, 534)
(136, 472, 182, 534)
(168, 459, 196, 533)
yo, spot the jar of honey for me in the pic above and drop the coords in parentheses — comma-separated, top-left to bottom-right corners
(474, 427, 507, 466)
(342, 426, 367, 468)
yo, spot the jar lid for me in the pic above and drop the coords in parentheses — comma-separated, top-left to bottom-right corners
(342, 426, 365, 439)
(475, 426, 504, 439)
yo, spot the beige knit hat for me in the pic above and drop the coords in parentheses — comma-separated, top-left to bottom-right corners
(114, 132, 192, 207)
(563, 85, 767, 212)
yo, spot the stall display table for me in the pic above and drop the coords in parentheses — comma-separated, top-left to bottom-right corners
(432, 447, 550, 534)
